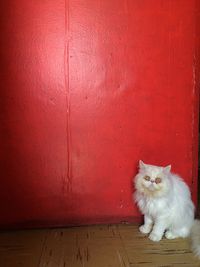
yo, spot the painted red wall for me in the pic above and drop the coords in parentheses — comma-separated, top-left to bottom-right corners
(0, 0, 199, 228)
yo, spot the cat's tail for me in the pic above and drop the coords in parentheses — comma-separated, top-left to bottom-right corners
(190, 219, 200, 259)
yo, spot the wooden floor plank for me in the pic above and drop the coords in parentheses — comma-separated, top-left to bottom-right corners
(0, 229, 48, 267)
(0, 224, 199, 267)
(39, 225, 130, 267)
(117, 224, 199, 267)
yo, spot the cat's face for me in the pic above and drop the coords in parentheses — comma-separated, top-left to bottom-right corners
(134, 160, 171, 197)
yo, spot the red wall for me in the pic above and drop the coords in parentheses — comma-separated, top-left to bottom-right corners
(0, 0, 199, 228)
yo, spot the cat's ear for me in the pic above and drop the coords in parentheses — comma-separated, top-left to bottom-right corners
(164, 165, 171, 173)
(139, 160, 146, 169)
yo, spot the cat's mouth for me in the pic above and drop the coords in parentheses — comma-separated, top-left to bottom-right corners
(141, 184, 162, 197)
(142, 183, 160, 192)
(148, 184, 156, 191)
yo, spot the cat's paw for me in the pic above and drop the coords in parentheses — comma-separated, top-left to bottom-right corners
(149, 232, 162, 242)
(165, 231, 177, 239)
(139, 225, 152, 234)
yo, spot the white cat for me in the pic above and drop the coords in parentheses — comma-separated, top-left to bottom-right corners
(134, 160, 200, 259)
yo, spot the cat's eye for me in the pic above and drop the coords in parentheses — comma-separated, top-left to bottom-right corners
(144, 175, 150, 181)
(155, 177, 162, 184)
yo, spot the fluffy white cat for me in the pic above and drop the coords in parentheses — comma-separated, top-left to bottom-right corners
(134, 160, 200, 259)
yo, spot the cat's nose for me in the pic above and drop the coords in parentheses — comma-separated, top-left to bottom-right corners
(150, 180, 154, 183)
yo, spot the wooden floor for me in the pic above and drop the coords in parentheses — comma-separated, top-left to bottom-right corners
(0, 224, 199, 267)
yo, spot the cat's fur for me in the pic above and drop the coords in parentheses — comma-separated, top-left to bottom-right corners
(134, 160, 200, 259)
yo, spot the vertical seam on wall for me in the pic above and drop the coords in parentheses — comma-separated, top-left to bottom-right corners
(191, 0, 200, 206)
(64, 0, 72, 193)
